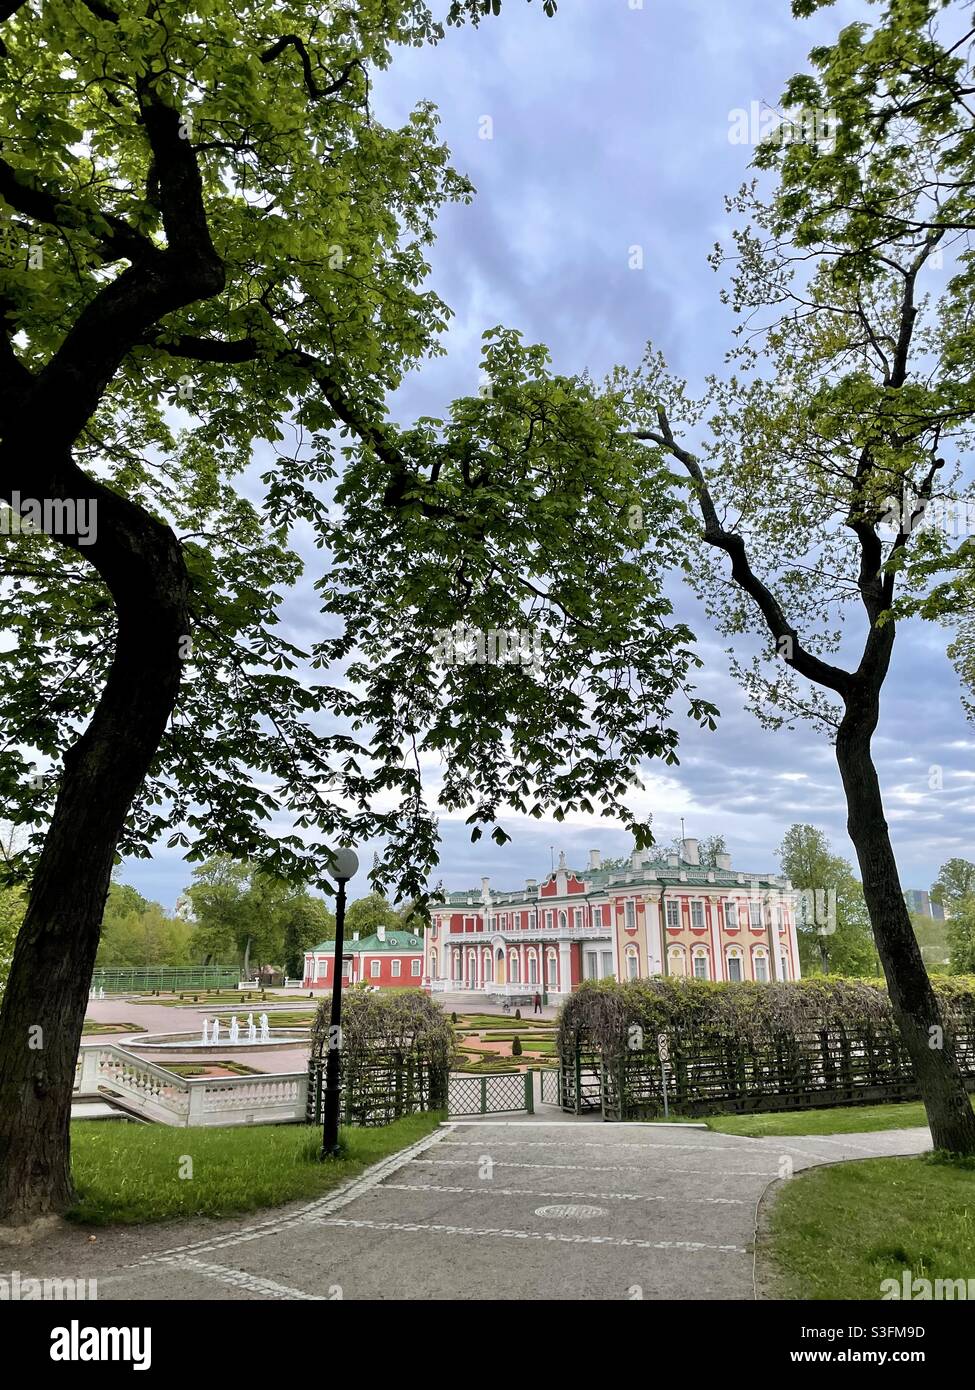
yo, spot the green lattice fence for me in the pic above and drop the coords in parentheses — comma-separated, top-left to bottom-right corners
(448, 1071, 534, 1115)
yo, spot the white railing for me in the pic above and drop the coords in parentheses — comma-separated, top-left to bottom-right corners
(74, 1044, 308, 1128)
(446, 926, 611, 943)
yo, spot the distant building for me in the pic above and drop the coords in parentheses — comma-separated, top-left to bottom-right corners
(904, 889, 946, 921)
(424, 840, 801, 1000)
(303, 924, 424, 990)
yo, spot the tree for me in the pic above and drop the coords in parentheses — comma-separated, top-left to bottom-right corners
(345, 893, 400, 940)
(623, 0, 975, 1150)
(932, 859, 975, 915)
(777, 824, 878, 977)
(0, 0, 715, 1224)
(281, 896, 334, 981)
(96, 882, 194, 968)
(699, 835, 728, 869)
(947, 900, 975, 975)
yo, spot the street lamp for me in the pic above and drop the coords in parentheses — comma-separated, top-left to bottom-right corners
(321, 846, 359, 1158)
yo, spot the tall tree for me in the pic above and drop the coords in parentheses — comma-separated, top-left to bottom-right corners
(932, 858, 975, 915)
(0, 0, 715, 1225)
(777, 823, 878, 977)
(0, 0, 567, 1225)
(624, 0, 975, 1150)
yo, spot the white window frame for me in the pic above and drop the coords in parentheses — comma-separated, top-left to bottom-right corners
(725, 900, 738, 929)
(391, 959, 401, 978)
(370, 959, 381, 978)
(749, 900, 762, 929)
(690, 900, 705, 929)
(624, 900, 636, 930)
(726, 952, 743, 983)
(666, 900, 680, 929)
(411, 958, 421, 977)
(692, 951, 709, 980)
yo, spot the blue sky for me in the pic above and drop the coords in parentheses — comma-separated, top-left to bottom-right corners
(123, 0, 973, 910)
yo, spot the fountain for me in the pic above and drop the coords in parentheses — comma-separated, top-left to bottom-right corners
(131, 1007, 307, 1054)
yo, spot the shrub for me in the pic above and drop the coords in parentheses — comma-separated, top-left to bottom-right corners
(451, 1011, 458, 1023)
(511, 1035, 523, 1056)
(515, 1008, 521, 1019)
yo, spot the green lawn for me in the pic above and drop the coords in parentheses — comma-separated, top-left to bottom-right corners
(706, 1096, 975, 1138)
(68, 1113, 442, 1225)
(763, 1155, 975, 1299)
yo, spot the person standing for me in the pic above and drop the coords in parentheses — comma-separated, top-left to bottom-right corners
(533, 990, 542, 1015)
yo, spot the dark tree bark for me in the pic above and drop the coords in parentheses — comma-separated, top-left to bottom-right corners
(836, 692, 975, 1152)
(0, 57, 225, 1222)
(0, 473, 191, 1223)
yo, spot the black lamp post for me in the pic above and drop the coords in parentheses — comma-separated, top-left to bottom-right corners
(321, 846, 359, 1158)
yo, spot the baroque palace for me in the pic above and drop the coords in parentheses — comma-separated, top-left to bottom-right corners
(425, 839, 801, 1000)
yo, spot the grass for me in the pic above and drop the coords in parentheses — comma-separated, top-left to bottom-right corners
(706, 1095, 975, 1138)
(67, 1112, 442, 1225)
(763, 1155, 975, 1300)
(455, 1014, 552, 1029)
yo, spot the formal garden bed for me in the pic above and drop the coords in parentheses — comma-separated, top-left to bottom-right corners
(82, 1021, 147, 1036)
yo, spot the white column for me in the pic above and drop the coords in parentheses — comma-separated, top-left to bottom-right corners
(709, 896, 724, 982)
(558, 941, 572, 996)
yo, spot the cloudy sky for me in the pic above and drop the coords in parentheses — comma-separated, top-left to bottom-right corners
(123, 0, 974, 910)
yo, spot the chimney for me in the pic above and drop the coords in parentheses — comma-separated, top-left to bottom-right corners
(377, 924, 385, 942)
(526, 878, 537, 891)
(716, 852, 732, 871)
(588, 849, 601, 871)
(481, 876, 490, 893)
(667, 852, 679, 868)
(682, 837, 700, 866)
(353, 931, 360, 942)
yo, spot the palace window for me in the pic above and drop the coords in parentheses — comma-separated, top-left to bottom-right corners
(725, 901, 738, 929)
(509, 954, 520, 982)
(529, 911, 537, 929)
(528, 952, 538, 984)
(370, 960, 381, 978)
(625, 946, 639, 980)
(779, 953, 789, 981)
(749, 901, 763, 929)
(624, 900, 636, 930)
(668, 946, 686, 976)
(546, 951, 557, 985)
(666, 900, 680, 929)
(545, 910, 554, 929)
(411, 959, 421, 977)
(692, 952, 709, 980)
(754, 951, 769, 982)
(690, 900, 705, 929)
(574, 907, 583, 928)
(558, 910, 568, 929)
(726, 952, 743, 983)
(391, 959, 401, 977)
(592, 905, 602, 928)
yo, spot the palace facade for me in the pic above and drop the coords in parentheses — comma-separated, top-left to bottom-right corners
(425, 840, 801, 1000)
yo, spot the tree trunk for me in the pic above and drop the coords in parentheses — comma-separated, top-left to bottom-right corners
(0, 485, 190, 1225)
(836, 701, 975, 1153)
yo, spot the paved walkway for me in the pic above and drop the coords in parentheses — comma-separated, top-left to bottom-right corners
(18, 1121, 932, 1300)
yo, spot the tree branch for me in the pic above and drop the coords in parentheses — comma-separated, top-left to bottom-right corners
(636, 409, 852, 697)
